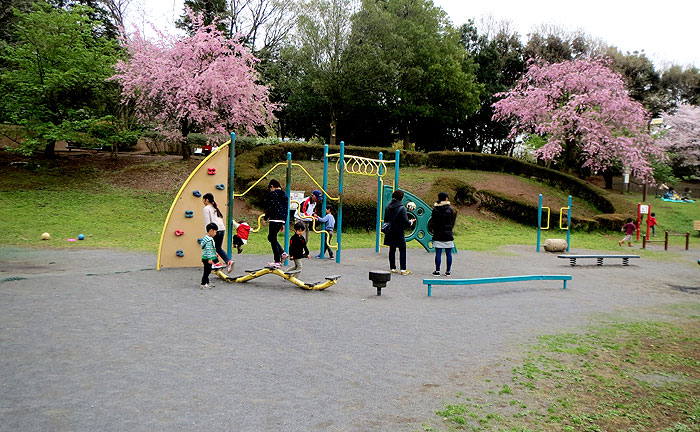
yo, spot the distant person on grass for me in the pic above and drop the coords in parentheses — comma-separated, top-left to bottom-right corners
(262, 179, 289, 267)
(383, 189, 414, 275)
(619, 218, 637, 247)
(200, 223, 219, 289)
(428, 192, 457, 276)
(202, 193, 234, 273)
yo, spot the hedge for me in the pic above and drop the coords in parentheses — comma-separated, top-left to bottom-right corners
(425, 151, 615, 214)
(232, 143, 620, 231)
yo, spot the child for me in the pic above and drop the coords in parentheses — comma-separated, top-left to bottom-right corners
(647, 212, 658, 236)
(287, 221, 310, 273)
(313, 206, 335, 259)
(200, 223, 219, 289)
(232, 218, 251, 254)
(618, 218, 637, 247)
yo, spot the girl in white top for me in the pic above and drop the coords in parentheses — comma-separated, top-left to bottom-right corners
(202, 193, 233, 273)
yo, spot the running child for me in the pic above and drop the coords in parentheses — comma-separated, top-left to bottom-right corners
(618, 218, 637, 247)
(647, 212, 658, 236)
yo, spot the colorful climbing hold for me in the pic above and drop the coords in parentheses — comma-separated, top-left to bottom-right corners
(174, 230, 184, 236)
(193, 190, 201, 197)
(215, 184, 225, 190)
(176, 250, 184, 257)
(185, 210, 194, 218)
(208, 167, 216, 175)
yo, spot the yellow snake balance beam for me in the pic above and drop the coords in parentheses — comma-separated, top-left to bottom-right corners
(214, 266, 341, 290)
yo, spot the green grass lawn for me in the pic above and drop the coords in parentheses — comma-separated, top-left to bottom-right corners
(427, 303, 700, 432)
(1, 162, 697, 254)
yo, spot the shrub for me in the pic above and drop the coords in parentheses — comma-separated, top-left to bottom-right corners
(428, 177, 478, 206)
(426, 151, 615, 213)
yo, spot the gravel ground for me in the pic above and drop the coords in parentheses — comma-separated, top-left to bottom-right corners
(1, 245, 699, 431)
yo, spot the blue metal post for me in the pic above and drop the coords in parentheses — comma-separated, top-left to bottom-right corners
(537, 194, 542, 252)
(394, 149, 400, 190)
(375, 152, 383, 253)
(567, 195, 572, 252)
(226, 132, 236, 259)
(336, 142, 344, 263)
(284, 152, 292, 265)
(320, 144, 329, 257)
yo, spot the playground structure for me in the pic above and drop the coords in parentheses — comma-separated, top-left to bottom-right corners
(213, 266, 341, 290)
(422, 274, 572, 297)
(636, 202, 652, 241)
(537, 194, 572, 252)
(156, 133, 433, 274)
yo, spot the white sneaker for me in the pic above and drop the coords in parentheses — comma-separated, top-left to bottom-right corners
(206, 283, 215, 289)
(212, 263, 224, 269)
(400, 269, 412, 276)
(200, 284, 207, 290)
(390, 269, 399, 274)
(226, 260, 234, 273)
(280, 252, 289, 261)
(267, 262, 281, 268)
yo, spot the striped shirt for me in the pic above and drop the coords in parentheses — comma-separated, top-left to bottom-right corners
(200, 235, 217, 260)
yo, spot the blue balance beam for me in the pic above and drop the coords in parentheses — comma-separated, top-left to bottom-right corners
(422, 275, 572, 297)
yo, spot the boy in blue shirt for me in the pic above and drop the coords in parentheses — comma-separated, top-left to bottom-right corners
(314, 206, 335, 259)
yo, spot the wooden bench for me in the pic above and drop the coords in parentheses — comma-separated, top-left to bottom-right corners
(422, 275, 572, 297)
(694, 221, 700, 236)
(557, 254, 640, 267)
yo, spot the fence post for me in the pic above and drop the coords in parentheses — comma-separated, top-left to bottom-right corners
(686, 232, 690, 250)
(664, 231, 668, 251)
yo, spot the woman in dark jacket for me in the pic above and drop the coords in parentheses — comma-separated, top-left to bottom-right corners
(383, 189, 413, 275)
(263, 179, 289, 266)
(429, 192, 456, 276)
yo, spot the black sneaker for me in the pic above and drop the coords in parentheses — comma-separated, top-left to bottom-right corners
(432, 271, 440, 276)
(444, 271, 451, 276)
(237, 245, 243, 254)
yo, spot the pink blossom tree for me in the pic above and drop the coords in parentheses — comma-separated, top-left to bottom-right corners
(661, 104, 700, 177)
(111, 11, 275, 159)
(492, 58, 664, 183)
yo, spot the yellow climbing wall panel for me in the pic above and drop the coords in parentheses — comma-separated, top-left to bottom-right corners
(157, 145, 230, 269)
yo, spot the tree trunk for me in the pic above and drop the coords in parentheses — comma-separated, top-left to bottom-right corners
(329, 118, 337, 147)
(180, 117, 191, 160)
(43, 140, 56, 159)
(602, 171, 614, 189)
(400, 123, 409, 150)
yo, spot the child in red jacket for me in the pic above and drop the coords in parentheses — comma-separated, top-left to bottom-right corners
(232, 218, 251, 254)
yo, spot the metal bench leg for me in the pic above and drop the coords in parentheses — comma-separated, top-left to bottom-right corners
(622, 258, 629, 266)
(597, 257, 603, 266)
(569, 258, 576, 267)
(427, 284, 432, 297)
(563, 280, 567, 290)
